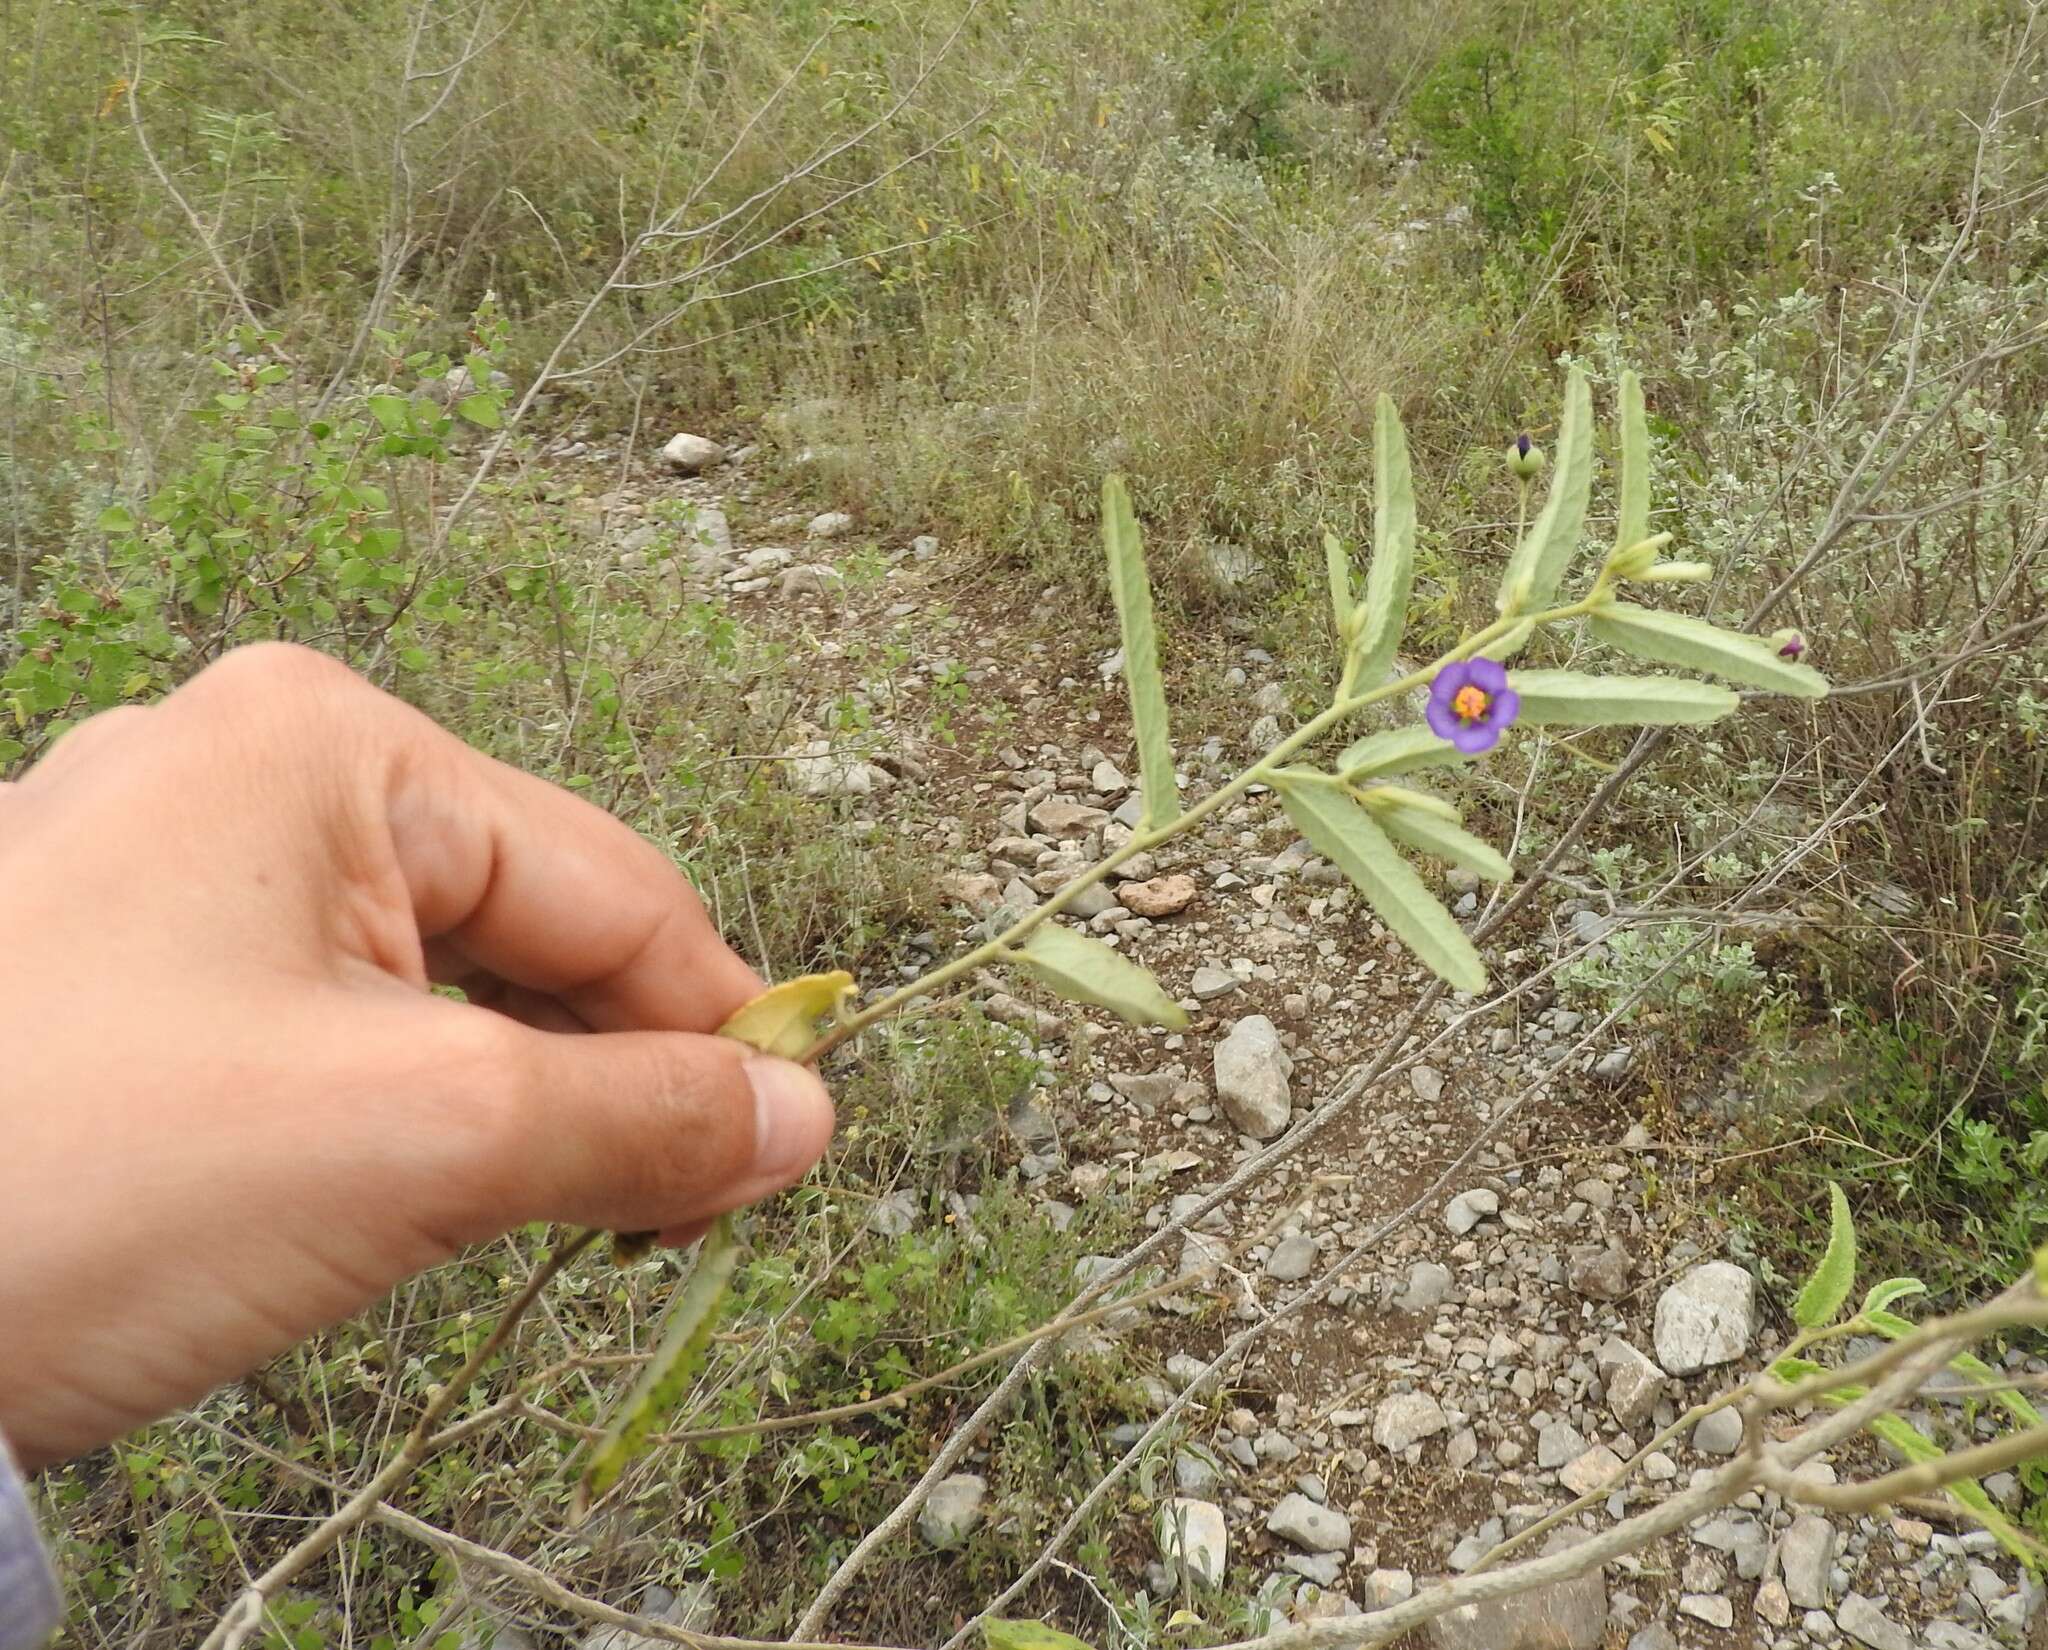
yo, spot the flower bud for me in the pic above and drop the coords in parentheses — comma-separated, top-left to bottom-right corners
(1506, 432, 1546, 481)
(1771, 627, 1807, 660)
(1606, 532, 1674, 580)
(1636, 560, 1714, 583)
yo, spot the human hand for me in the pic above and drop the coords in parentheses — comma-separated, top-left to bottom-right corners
(0, 645, 834, 1469)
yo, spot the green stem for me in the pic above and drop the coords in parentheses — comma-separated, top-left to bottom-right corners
(806, 592, 1603, 1059)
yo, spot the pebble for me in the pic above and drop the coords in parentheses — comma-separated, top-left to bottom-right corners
(1836, 1593, 1913, 1650)
(1400, 1260, 1455, 1313)
(1155, 1498, 1227, 1586)
(1373, 1391, 1449, 1452)
(806, 509, 855, 538)
(660, 431, 724, 473)
(1213, 1015, 1293, 1139)
(917, 1474, 987, 1549)
(1679, 1594, 1734, 1628)
(1122, 875, 1197, 917)
(1444, 1188, 1500, 1235)
(1267, 1493, 1352, 1553)
(1265, 1234, 1318, 1281)
(1691, 1406, 1745, 1455)
(1653, 1261, 1756, 1374)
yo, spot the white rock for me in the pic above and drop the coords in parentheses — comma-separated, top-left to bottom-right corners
(1265, 1234, 1318, 1281)
(1598, 1337, 1665, 1427)
(661, 432, 724, 474)
(1213, 1015, 1293, 1140)
(1781, 1514, 1836, 1609)
(1678, 1594, 1734, 1628)
(1537, 1419, 1590, 1469)
(1837, 1594, 1913, 1650)
(1444, 1188, 1500, 1234)
(1373, 1392, 1449, 1452)
(917, 1474, 987, 1549)
(807, 509, 855, 538)
(1155, 1498, 1227, 1586)
(1691, 1407, 1744, 1456)
(1267, 1492, 1351, 1554)
(1364, 1568, 1415, 1609)
(1401, 1260, 1455, 1313)
(1409, 1064, 1445, 1102)
(1653, 1261, 1755, 1375)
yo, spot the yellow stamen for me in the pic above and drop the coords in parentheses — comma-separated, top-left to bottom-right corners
(1453, 684, 1489, 723)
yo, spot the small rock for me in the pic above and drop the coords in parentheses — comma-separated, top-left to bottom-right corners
(1593, 1045, 1635, 1082)
(910, 533, 939, 558)
(868, 1192, 917, 1237)
(661, 432, 724, 473)
(1410, 1064, 1445, 1102)
(1653, 1261, 1756, 1375)
(1364, 1568, 1415, 1608)
(1428, 1530, 1606, 1649)
(1598, 1338, 1665, 1428)
(1174, 1446, 1225, 1497)
(779, 563, 842, 598)
(1400, 1261, 1455, 1313)
(1560, 1444, 1624, 1497)
(1537, 1419, 1591, 1469)
(1284, 1552, 1344, 1587)
(1091, 759, 1128, 793)
(917, 1474, 987, 1550)
(806, 509, 855, 538)
(1781, 1515, 1836, 1609)
(1691, 1407, 1744, 1456)
(1567, 1244, 1631, 1300)
(1679, 1594, 1734, 1629)
(1267, 1493, 1351, 1554)
(1155, 1498, 1228, 1587)
(1836, 1594, 1912, 1650)
(1266, 1234, 1318, 1282)
(1626, 1629, 1678, 1650)
(1445, 1188, 1500, 1235)
(1029, 797, 1110, 837)
(1122, 875, 1197, 918)
(1754, 1580, 1792, 1627)
(1214, 1015, 1293, 1140)
(1373, 1392, 1449, 1452)
(1190, 965, 1241, 1000)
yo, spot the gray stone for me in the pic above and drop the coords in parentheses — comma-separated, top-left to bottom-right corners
(1653, 1261, 1755, 1375)
(1837, 1594, 1912, 1650)
(1190, 965, 1240, 1001)
(1692, 1407, 1744, 1456)
(1174, 1446, 1225, 1497)
(1567, 1244, 1631, 1300)
(1373, 1391, 1449, 1452)
(1678, 1594, 1734, 1629)
(868, 1192, 917, 1237)
(917, 1473, 988, 1550)
(1781, 1514, 1836, 1609)
(1155, 1498, 1227, 1586)
(1593, 1045, 1636, 1081)
(1410, 1064, 1445, 1102)
(1283, 1552, 1344, 1587)
(779, 563, 842, 598)
(1364, 1568, 1415, 1609)
(1537, 1419, 1591, 1469)
(1028, 797, 1109, 837)
(1401, 1261, 1455, 1313)
(1626, 1629, 1678, 1650)
(1266, 1493, 1351, 1554)
(1266, 1234, 1318, 1281)
(1445, 1188, 1500, 1234)
(1598, 1337, 1664, 1427)
(1560, 1444, 1623, 1497)
(1427, 1531, 1606, 1649)
(806, 509, 855, 538)
(1213, 1015, 1293, 1140)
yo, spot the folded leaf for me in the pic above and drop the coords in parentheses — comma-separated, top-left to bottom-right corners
(1102, 476, 1178, 832)
(1858, 1277, 1926, 1318)
(1509, 668, 1738, 727)
(1589, 602, 1829, 697)
(1792, 1182, 1856, 1329)
(1352, 395, 1417, 687)
(1337, 726, 1473, 781)
(1364, 799, 1513, 882)
(715, 970, 857, 1058)
(1013, 922, 1188, 1029)
(1324, 529, 1355, 643)
(1274, 771, 1486, 992)
(1498, 367, 1594, 626)
(573, 1213, 742, 1518)
(1615, 369, 1650, 557)
(1354, 782, 1460, 822)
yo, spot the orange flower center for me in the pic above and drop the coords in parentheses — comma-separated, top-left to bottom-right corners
(1453, 684, 1490, 723)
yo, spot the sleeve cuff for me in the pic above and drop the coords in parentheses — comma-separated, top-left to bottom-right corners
(0, 1432, 59, 1650)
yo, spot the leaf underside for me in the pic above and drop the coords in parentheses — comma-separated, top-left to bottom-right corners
(1103, 476, 1178, 832)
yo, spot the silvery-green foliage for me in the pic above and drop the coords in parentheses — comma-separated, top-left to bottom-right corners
(1017, 370, 1834, 1019)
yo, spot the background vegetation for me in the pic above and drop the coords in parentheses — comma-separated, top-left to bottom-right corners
(6, 0, 2048, 1643)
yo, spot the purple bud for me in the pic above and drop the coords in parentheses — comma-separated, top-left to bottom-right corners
(1516, 433, 1532, 457)
(1770, 627, 1807, 660)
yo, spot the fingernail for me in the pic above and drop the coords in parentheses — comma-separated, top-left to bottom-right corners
(745, 1055, 834, 1184)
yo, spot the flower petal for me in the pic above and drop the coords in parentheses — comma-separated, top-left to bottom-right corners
(1465, 656, 1509, 695)
(1426, 698, 1464, 741)
(1451, 721, 1500, 754)
(1485, 686, 1521, 728)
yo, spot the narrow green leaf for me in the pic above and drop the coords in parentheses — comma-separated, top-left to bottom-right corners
(1102, 476, 1177, 831)
(1615, 369, 1650, 557)
(1354, 782, 1460, 822)
(1792, 1182, 1857, 1329)
(1012, 922, 1188, 1030)
(455, 393, 502, 429)
(1860, 1414, 2034, 1559)
(1498, 367, 1594, 623)
(1589, 602, 1830, 697)
(1769, 1355, 1828, 1385)
(1859, 1277, 1927, 1318)
(1274, 770, 1486, 992)
(573, 1213, 742, 1517)
(1863, 1307, 1917, 1340)
(1323, 530, 1355, 644)
(1352, 395, 1417, 687)
(1948, 1349, 2044, 1432)
(1509, 669, 1738, 727)
(1363, 796, 1513, 882)
(1337, 726, 1472, 781)
(986, 1622, 1099, 1650)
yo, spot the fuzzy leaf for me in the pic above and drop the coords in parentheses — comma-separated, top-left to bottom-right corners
(1102, 476, 1177, 831)
(367, 394, 411, 434)
(1323, 530, 1355, 643)
(1769, 1355, 1828, 1385)
(1948, 1349, 2045, 1432)
(573, 1212, 742, 1517)
(1013, 922, 1187, 1030)
(1589, 603, 1830, 697)
(1792, 1182, 1857, 1328)
(1337, 726, 1473, 781)
(1860, 1414, 2033, 1560)
(1274, 771, 1486, 992)
(1369, 806, 1513, 882)
(455, 392, 502, 429)
(1352, 395, 1417, 687)
(1858, 1277, 1927, 1318)
(1615, 369, 1650, 557)
(1508, 669, 1738, 727)
(986, 1622, 1098, 1650)
(715, 970, 856, 1059)
(1498, 366, 1594, 624)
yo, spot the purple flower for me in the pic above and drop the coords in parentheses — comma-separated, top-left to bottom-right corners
(1516, 433, 1532, 457)
(1426, 657, 1520, 754)
(1771, 627, 1807, 660)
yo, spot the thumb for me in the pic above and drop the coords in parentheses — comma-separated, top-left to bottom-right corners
(489, 1021, 834, 1235)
